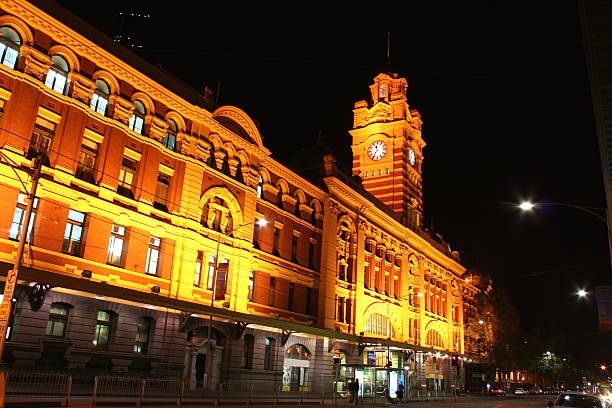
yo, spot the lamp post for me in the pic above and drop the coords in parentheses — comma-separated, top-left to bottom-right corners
(519, 201, 612, 270)
(205, 217, 266, 392)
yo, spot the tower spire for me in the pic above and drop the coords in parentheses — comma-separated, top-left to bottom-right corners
(382, 32, 394, 74)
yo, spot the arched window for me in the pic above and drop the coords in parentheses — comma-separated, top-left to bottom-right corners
(285, 344, 310, 360)
(201, 196, 234, 234)
(364, 313, 396, 338)
(45, 55, 69, 94)
(380, 84, 387, 98)
(425, 329, 444, 348)
(90, 79, 110, 115)
(0, 26, 20, 69)
(163, 119, 177, 151)
(128, 100, 146, 135)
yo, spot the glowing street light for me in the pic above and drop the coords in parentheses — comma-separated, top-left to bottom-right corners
(518, 200, 612, 270)
(577, 289, 588, 298)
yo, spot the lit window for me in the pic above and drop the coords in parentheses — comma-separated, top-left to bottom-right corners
(207, 254, 216, 290)
(248, 270, 255, 301)
(62, 210, 85, 256)
(145, 236, 161, 275)
(134, 317, 152, 354)
(380, 84, 386, 98)
(386, 168, 389, 175)
(9, 193, 38, 242)
(163, 119, 177, 151)
(45, 303, 69, 337)
(93, 310, 113, 349)
(194, 251, 203, 286)
(257, 176, 263, 198)
(252, 219, 261, 248)
(0, 26, 20, 69)
(75, 137, 98, 183)
(264, 337, 275, 370)
(27, 116, 55, 161)
(154, 173, 170, 211)
(117, 156, 138, 198)
(128, 100, 145, 134)
(90, 79, 109, 115)
(106, 224, 126, 266)
(44, 55, 69, 94)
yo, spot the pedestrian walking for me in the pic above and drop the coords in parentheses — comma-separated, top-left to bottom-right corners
(397, 382, 404, 401)
(353, 378, 359, 405)
(348, 380, 355, 404)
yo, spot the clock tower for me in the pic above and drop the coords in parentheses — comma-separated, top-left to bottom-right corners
(350, 68, 425, 227)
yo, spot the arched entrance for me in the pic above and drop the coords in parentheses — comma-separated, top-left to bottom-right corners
(184, 326, 225, 389)
(282, 344, 311, 391)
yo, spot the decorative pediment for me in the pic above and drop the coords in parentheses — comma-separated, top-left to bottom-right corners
(366, 101, 393, 125)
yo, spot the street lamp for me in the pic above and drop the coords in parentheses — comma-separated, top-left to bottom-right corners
(518, 200, 612, 270)
(577, 289, 588, 298)
(205, 217, 266, 391)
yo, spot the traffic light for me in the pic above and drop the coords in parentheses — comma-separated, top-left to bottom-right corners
(451, 355, 458, 366)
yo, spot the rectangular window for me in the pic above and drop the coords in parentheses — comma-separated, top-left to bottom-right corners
(291, 235, 298, 262)
(93, 310, 113, 349)
(273, 227, 280, 256)
(75, 137, 99, 183)
(194, 251, 203, 286)
(345, 298, 352, 325)
(134, 317, 152, 354)
(154, 173, 170, 211)
(117, 157, 138, 198)
(264, 337, 275, 370)
(308, 241, 315, 269)
(145, 236, 161, 275)
(28, 116, 55, 161)
(288, 282, 294, 311)
(252, 220, 260, 248)
(337, 296, 344, 322)
(9, 193, 38, 242)
(62, 210, 85, 256)
(248, 270, 255, 301)
(207, 254, 216, 290)
(215, 259, 229, 298)
(106, 224, 125, 266)
(45, 303, 69, 337)
(242, 334, 254, 369)
(268, 277, 276, 306)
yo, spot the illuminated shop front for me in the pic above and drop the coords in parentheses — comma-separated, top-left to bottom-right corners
(282, 344, 311, 391)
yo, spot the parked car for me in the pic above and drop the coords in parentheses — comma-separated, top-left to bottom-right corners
(548, 391, 604, 408)
(514, 388, 526, 395)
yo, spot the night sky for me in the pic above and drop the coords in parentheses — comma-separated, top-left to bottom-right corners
(53, 1, 610, 353)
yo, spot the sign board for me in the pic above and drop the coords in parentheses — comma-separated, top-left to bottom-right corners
(596, 286, 612, 331)
(215, 263, 228, 300)
(4, 269, 17, 301)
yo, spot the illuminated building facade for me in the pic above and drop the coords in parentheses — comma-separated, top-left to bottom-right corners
(0, 0, 477, 395)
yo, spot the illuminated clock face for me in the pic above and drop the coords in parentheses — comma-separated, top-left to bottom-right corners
(408, 147, 416, 166)
(367, 140, 387, 161)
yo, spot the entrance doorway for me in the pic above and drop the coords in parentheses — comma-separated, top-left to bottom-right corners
(195, 354, 206, 388)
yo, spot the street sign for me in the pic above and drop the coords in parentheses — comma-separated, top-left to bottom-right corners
(4, 269, 17, 301)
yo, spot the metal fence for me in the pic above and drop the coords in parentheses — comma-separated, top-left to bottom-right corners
(3, 369, 72, 406)
(0, 370, 457, 406)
